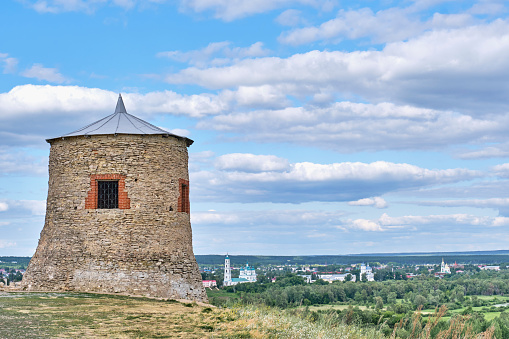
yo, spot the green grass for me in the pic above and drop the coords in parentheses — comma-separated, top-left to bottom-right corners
(420, 295, 509, 322)
(206, 289, 239, 299)
(475, 295, 509, 301)
(206, 288, 241, 306)
(484, 312, 503, 321)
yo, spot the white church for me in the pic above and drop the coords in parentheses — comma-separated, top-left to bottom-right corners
(360, 263, 375, 281)
(223, 255, 257, 286)
(441, 258, 451, 274)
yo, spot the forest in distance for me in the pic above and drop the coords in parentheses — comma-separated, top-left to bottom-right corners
(195, 251, 509, 266)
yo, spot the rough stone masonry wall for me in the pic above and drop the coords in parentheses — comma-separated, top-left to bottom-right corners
(21, 134, 207, 302)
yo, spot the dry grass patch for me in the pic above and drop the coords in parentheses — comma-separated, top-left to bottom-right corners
(0, 292, 235, 338)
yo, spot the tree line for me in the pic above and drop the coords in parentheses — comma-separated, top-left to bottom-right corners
(214, 271, 509, 309)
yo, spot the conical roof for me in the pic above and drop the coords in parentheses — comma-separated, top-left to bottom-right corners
(47, 94, 193, 146)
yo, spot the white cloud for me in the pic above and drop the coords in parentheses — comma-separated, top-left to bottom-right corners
(157, 41, 270, 68)
(347, 219, 384, 231)
(18, 200, 46, 215)
(189, 151, 215, 171)
(278, 7, 473, 46)
(221, 85, 290, 109)
(349, 197, 388, 209)
(0, 149, 47, 176)
(190, 151, 215, 163)
(169, 128, 190, 137)
(23, 0, 330, 20)
(20, 64, 70, 84)
(416, 198, 509, 208)
(2, 200, 47, 215)
(191, 210, 348, 255)
(178, 0, 326, 21)
(167, 21, 509, 114)
(346, 212, 509, 232)
(127, 90, 230, 117)
(492, 217, 509, 227)
(412, 198, 509, 216)
(0, 85, 231, 146)
(401, 179, 509, 201)
(192, 155, 480, 203)
(275, 9, 306, 26)
(378, 213, 504, 227)
(158, 125, 191, 137)
(0, 53, 18, 74)
(458, 146, 509, 159)
(215, 153, 290, 172)
(22, 0, 138, 13)
(191, 212, 241, 224)
(493, 163, 509, 178)
(197, 102, 506, 152)
(0, 240, 16, 249)
(192, 209, 345, 226)
(22, 0, 335, 21)
(0, 202, 8, 212)
(469, 0, 506, 15)
(0, 85, 115, 117)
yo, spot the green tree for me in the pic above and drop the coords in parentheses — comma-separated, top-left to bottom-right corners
(414, 294, 427, 308)
(387, 292, 397, 304)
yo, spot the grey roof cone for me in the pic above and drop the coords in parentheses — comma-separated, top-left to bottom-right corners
(46, 94, 193, 146)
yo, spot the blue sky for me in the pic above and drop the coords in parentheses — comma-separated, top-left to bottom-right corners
(1, 0, 509, 256)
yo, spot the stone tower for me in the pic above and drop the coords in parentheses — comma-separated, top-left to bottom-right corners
(22, 95, 207, 302)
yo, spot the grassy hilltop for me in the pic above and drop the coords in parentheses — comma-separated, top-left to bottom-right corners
(0, 292, 221, 338)
(0, 291, 499, 339)
(0, 292, 379, 339)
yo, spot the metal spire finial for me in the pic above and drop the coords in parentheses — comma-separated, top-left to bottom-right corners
(115, 93, 127, 114)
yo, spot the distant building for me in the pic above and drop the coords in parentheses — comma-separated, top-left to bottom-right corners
(450, 262, 464, 269)
(202, 280, 217, 288)
(298, 275, 313, 283)
(223, 254, 232, 286)
(435, 258, 451, 278)
(360, 263, 375, 281)
(318, 274, 356, 283)
(239, 263, 257, 282)
(480, 265, 500, 271)
(223, 255, 257, 286)
(441, 258, 451, 274)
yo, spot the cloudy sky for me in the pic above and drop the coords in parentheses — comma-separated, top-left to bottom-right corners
(1, 0, 509, 256)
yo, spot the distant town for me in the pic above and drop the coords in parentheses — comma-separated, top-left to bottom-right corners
(1, 253, 507, 288)
(197, 254, 508, 290)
